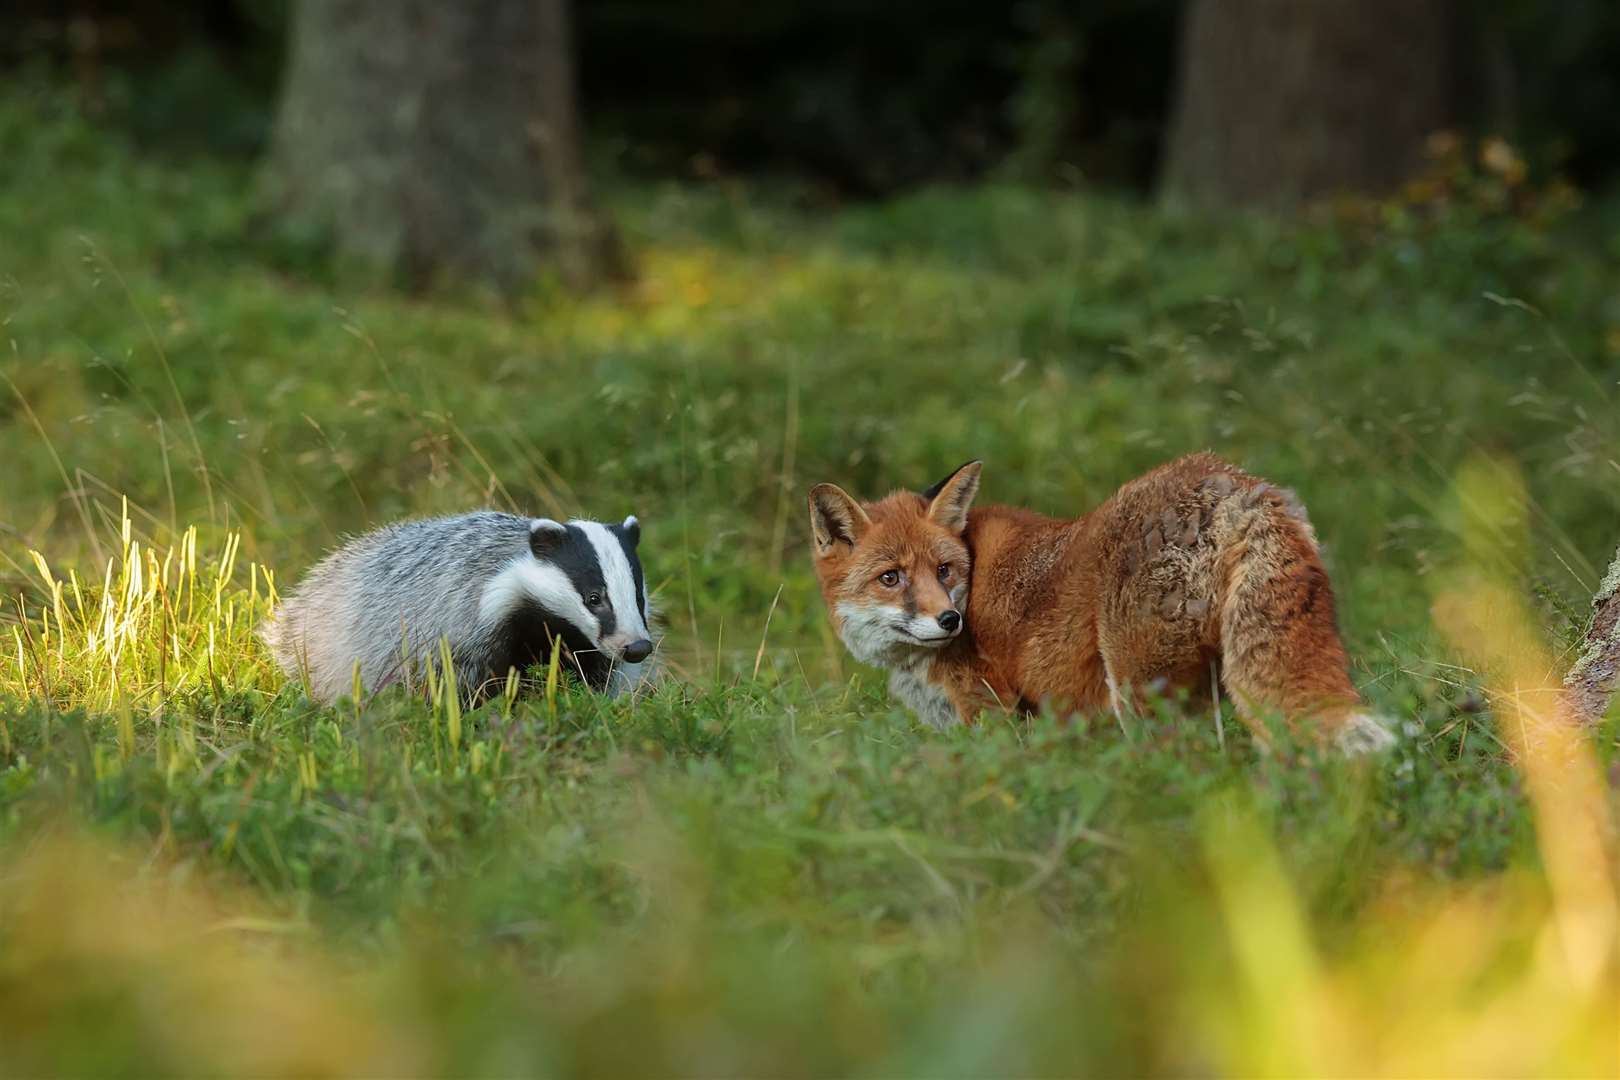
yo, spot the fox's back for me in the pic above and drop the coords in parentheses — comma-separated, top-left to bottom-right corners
(963, 453, 1311, 709)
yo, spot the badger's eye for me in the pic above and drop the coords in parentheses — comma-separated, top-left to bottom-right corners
(878, 569, 900, 588)
(586, 592, 602, 607)
(937, 563, 952, 581)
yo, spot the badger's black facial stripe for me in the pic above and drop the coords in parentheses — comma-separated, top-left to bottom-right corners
(491, 602, 610, 691)
(553, 524, 614, 638)
(609, 521, 646, 618)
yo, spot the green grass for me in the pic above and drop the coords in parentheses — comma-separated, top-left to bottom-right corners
(1, 85, 1618, 1075)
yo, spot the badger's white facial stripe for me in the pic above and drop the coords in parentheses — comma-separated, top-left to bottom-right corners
(573, 519, 650, 643)
(479, 558, 597, 642)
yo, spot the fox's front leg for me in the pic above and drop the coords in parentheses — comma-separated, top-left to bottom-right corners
(931, 665, 1008, 728)
(945, 681, 1006, 726)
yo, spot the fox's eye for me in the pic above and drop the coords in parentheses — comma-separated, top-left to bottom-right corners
(937, 563, 952, 581)
(878, 570, 900, 588)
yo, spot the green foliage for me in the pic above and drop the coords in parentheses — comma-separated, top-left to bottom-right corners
(1, 90, 1617, 1074)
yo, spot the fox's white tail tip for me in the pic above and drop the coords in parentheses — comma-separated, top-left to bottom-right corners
(1335, 711, 1398, 757)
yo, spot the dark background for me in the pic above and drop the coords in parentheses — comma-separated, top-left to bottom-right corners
(7, 0, 1619, 197)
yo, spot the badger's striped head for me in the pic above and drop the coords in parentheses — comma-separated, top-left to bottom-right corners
(480, 515, 655, 690)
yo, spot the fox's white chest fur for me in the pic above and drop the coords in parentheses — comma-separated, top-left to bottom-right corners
(888, 666, 959, 730)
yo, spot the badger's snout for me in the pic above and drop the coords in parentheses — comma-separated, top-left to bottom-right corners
(621, 638, 654, 664)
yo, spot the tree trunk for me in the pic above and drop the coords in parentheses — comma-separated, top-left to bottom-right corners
(1161, 0, 1452, 209)
(263, 0, 622, 292)
(1564, 544, 1620, 727)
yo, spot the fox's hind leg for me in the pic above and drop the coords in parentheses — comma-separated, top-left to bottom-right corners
(1213, 484, 1393, 753)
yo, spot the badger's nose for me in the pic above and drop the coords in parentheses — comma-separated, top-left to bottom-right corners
(937, 609, 961, 633)
(622, 638, 654, 664)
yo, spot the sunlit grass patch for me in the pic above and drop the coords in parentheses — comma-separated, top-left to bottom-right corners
(8, 505, 279, 719)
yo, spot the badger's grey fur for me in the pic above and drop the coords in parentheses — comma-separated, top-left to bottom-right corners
(261, 511, 657, 704)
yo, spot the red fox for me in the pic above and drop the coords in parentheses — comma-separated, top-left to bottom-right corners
(808, 453, 1393, 753)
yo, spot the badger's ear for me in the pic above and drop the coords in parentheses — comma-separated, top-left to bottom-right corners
(529, 518, 568, 556)
(620, 515, 641, 548)
(808, 483, 870, 554)
(923, 460, 981, 534)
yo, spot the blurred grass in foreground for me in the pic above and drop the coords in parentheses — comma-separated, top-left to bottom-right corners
(1, 87, 1617, 1074)
(0, 815, 1611, 1076)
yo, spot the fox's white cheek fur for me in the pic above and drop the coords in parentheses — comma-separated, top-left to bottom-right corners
(834, 601, 913, 666)
(900, 614, 957, 642)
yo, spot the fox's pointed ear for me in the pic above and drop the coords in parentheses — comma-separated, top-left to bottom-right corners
(808, 483, 871, 554)
(923, 460, 981, 534)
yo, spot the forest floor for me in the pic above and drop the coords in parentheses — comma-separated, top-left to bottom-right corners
(2, 89, 1618, 1074)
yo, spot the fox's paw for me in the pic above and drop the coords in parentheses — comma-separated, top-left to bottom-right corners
(1334, 711, 1398, 757)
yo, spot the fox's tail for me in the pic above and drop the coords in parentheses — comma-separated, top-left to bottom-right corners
(1214, 481, 1395, 754)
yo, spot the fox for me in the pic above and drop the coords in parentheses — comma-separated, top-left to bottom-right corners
(807, 453, 1394, 754)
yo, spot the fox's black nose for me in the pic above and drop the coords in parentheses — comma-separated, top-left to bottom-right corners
(937, 610, 961, 633)
(622, 638, 654, 664)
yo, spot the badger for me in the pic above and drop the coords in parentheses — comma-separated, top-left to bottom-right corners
(261, 511, 658, 704)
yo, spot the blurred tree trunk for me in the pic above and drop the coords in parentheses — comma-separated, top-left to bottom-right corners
(263, 0, 622, 292)
(1161, 0, 1452, 209)
(1564, 543, 1620, 727)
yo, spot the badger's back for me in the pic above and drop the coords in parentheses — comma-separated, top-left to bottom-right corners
(262, 512, 531, 702)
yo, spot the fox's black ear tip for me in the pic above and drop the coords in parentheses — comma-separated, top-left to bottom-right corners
(920, 459, 982, 500)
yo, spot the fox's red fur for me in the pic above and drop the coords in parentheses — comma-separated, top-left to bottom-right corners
(809, 453, 1391, 752)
